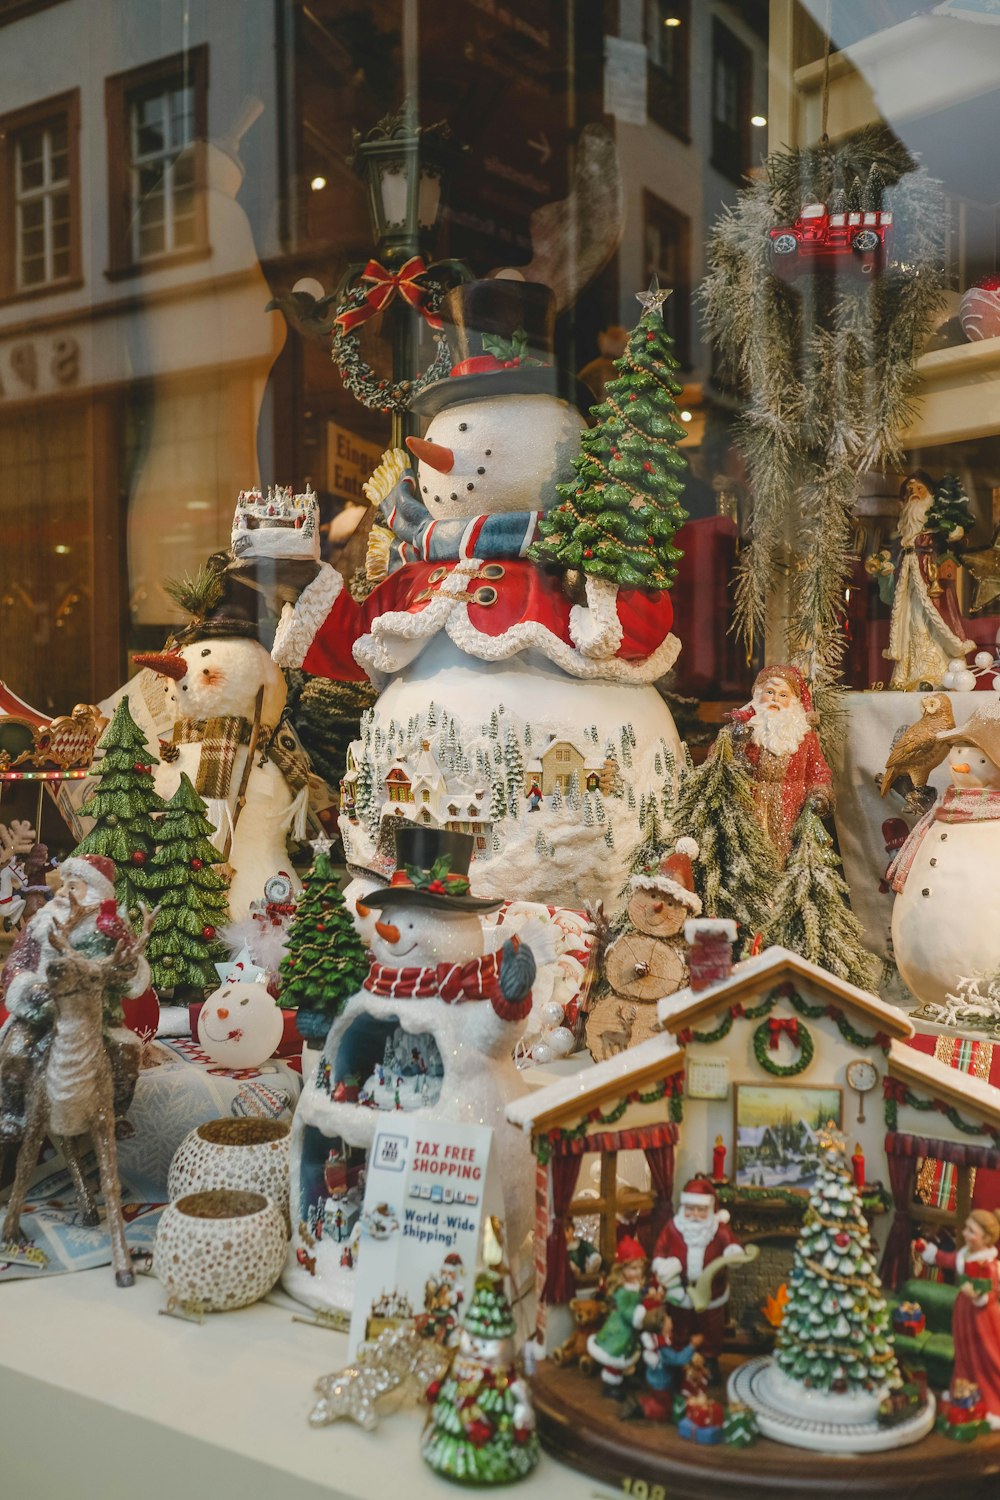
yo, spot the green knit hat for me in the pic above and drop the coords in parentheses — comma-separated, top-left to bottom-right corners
(463, 1271, 515, 1339)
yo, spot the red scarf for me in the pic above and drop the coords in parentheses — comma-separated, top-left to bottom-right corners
(889, 786, 1000, 893)
(363, 940, 530, 1022)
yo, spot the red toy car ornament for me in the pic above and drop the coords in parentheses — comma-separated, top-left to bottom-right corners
(768, 201, 892, 280)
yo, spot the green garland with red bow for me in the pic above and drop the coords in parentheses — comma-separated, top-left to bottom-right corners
(677, 985, 891, 1062)
(332, 258, 461, 414)
(883, 1078, 1000, 1146)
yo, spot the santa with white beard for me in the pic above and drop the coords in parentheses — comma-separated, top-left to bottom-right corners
(727, 664, 833, 862)
(651, 1178, 745, 1360)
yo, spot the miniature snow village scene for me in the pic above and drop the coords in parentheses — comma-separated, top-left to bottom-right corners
(7, 22, 1000, 1500)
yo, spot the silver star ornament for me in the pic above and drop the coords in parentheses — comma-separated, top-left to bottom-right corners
(635, 276, 673, 318)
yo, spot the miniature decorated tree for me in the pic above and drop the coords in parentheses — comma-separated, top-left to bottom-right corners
(774, 1127, 901, 1398)
(530, 283, 688, 590)
(72, 699, 166, 923)
(280, 845, 369, 1041)
(764, 808, 882, 991)
(145, 774, 230, 990)
(674, 731, 777, 950)
(422, 1263, 539, 1484)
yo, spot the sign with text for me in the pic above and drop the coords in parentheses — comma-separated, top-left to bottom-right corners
(348, 1118, 501, 1356)
(327, 422, 384, 506)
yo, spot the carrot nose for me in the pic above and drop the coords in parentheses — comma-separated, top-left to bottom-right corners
(375, 919, 400, 944)
(951, 763, 971, 775)
(653, 901, 664, 913)
(406, 436, 454, 474)
(355, 900, 371, 919)
(216, 1007, 229, 1019)
(133, 650, 188, 680)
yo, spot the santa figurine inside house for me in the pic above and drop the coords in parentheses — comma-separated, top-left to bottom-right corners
(727, 664, 833, 862)
(651, 1178, 746, 1365)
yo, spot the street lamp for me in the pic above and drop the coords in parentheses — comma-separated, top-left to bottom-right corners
(351, 98, 463, 269)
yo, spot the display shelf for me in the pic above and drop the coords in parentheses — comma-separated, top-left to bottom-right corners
(0, 1270, 578, 1500)
(903, 335, 1000, 449)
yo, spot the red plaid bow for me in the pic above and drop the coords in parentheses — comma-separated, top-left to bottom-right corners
(767, 1015, 799, 1051)
(335, 256, 443, 333)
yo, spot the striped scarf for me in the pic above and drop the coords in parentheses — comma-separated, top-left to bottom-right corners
(363, 939, 530, 1021)
(888, 786, 1000, 893)
(172, 716, 263, 800)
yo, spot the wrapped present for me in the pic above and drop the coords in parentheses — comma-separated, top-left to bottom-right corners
(892, 1301, 926, 1337)
(946, 1381, 985, 1418)
(678, 1414, 724, 1445)
(678, 1394, 725, 1443)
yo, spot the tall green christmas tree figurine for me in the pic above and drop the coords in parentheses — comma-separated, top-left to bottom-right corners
(422, 1243, 539, 1485)
(674, 731, 777, 951)
(280, 840, 368, 1041)
(764, 807, 882, 991)
(530, 280, 687, 590)
(145, 774, 230, 991)
(774, 1126, 900, 1398)
(72, 698, 166, 923)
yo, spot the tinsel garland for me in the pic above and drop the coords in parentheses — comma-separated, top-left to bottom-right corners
(702, 126, 947, 695)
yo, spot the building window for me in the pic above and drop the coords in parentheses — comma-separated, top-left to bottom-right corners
(0, 90, 80, 301)
(644, 0, 690, 141)
(643, 192, 691, 370)
(105, 47, 208, 276)
(712, 20, 751, 183)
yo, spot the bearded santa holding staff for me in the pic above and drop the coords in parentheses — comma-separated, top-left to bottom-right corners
(651, 1178, 746, 1361)
(727, 665, 833, 863)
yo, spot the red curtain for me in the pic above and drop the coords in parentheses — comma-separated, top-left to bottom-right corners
(880, 1143, 918, 1291)
(643, 1138, 675, 1244)
(540, 1151, 582, 1306)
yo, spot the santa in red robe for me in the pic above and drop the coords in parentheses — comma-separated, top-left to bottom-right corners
(650, 1178, 745, 1359)
(917, 1209, 1000, 1428)
(726, 664, 833, 862)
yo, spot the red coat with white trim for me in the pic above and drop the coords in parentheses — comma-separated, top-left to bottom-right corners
(651, 1217, 741, 1311)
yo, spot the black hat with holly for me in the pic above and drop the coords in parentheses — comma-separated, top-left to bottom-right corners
(362, 825, 502, 914)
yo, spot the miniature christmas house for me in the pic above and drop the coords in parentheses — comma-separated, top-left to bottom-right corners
(508, 921, 1000, 1354)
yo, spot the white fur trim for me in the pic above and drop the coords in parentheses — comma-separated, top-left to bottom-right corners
(920, 1243, 938, 1265)
(652, 1255, 682, 1285)
(445, 605, 681, 683)
(568, 576, 624, 659)
(271, 563, 343, 668)
(58, 856, 115, 902)
(629, 873, 702, 912)
(717, 1209, 731, 1225)
(681, 1191, 715, 1207)
(353, 566, 477, 683)
(675, 837, 699, 859)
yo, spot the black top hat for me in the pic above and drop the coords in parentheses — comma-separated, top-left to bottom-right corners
(362, 824, 502, 913)
(410, 278, 594, 419)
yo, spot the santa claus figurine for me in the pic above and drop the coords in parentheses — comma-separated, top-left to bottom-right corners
(0, 854, 151, 1136)
(915, 1210, 1000, 1429)
(651, 1178, 745, 1362)
(727, 665, 833, 863)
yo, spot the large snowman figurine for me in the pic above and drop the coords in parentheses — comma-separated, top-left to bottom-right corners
(890, 705, 1000, 1008)
(273, 279, 682, 912)
(134, 552, 309, 920)
(284, 825, 536, 1314)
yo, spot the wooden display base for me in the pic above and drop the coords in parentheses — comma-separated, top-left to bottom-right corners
(532, 1359, 1000, 1500)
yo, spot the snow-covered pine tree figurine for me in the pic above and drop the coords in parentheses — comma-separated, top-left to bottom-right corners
(422, 1221, 539, 1485)
(764, 807, 882, 992)
(280, 840, 368, 1042)
(144, 774, 230, 991)
(674, 730, 776, 952)
(72, 699, 166, 924)
(531, 280, 687, 590)
(776, 1127, 900, 1398)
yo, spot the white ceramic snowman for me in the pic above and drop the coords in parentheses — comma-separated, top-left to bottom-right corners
(283, 827, 536, 1315)
(891, 706, 1000, 1009)
(135, 635, 306, 920)
(197, 978, 284, 1068)
(273, 279, 682, 913)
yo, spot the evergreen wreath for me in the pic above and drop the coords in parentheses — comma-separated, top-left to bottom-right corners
(753, 1016, 814, 1076)
(332, 274, 453, 415)
(702, 126, 947, 700)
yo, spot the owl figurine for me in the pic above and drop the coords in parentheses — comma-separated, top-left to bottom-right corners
(879, 693, 955, 806)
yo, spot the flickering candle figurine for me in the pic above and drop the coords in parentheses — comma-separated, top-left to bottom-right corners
(712, 1135, 727, 1181)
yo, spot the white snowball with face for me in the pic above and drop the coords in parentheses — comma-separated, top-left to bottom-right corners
(197, 980, 284, 1067)
(369, 902, 486, 967)
(168, 638, 287, 723)
(946, 744, 1000, 789)
(412, 393, 585, 520)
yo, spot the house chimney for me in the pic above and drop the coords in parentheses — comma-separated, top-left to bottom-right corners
(684, 918, 738, 991)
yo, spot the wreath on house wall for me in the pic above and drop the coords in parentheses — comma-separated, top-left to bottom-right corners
(752, 1015, 814, 1077)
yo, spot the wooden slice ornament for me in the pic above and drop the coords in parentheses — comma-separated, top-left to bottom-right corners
(585, 991, 661, 1060)
(627, 886, 687, 938)
(604, 930, 685, 1000)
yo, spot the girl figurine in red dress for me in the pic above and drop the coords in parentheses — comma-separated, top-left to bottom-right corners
(916, 1209, 1000, 1428)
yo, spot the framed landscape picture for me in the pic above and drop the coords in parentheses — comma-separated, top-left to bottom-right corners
(734, 1084, 843, 1192)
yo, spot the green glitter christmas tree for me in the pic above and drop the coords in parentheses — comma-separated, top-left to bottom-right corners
(530, 282, 687, 590)
(71, 699, 165, 922)
(422, 1264, 539, 1485)
(774, 1127, 901, 1398)
(144, 774, 230, 991)
(280, 844, 368, 1040)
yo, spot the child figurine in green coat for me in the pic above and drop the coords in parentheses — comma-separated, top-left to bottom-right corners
(586, 1236, 663, 1397)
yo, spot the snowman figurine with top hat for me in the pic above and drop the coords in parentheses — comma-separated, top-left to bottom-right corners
(284, 823, 537, 1314)
(890, 704, 1000, 1010)
(272, 277, 683, 912)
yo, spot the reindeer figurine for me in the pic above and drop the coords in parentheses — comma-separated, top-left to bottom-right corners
(601, 1003, 638, 1060)
(2, 896, 154, 1287)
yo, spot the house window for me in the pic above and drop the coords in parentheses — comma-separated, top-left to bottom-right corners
(712, 20, 751, 183)
(0, 90, 80, 301)
(555, 748, 570, 763)
(422, 789, 430, 803)
(105, 47, 208, 276)
(643, 192, 691, 370)
(644, 0, 690, 141)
